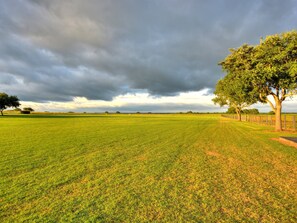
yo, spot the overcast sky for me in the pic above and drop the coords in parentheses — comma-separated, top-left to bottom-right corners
(0, 0, 297, 112)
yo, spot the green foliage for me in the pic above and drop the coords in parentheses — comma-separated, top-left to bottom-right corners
(0, 92, 20, 115)
(268, 111, 275, 115)
(23, 107, 34, 111)
(242, 108, 259, 114)
(212, 63, 258, 119)
(0, 114, 296, 222)
(226, 107, 236, 114)
(216, 30, 297, 130)
(253, 30, 297, 101)
(226, 108, 259, 114)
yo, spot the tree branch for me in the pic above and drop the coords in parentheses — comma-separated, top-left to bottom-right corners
(280, 88, 287, 102)
(266, 98, 276, 112)
(259, 93, 265, 102)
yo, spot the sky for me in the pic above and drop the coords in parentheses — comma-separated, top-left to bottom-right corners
(0, 0, 297, 112)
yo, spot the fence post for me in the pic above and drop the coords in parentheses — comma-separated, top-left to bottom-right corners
(284, 115, 286, 130)
(293, 116, 296, 131)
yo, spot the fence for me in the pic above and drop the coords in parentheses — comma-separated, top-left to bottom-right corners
(222, 114, 297, 131)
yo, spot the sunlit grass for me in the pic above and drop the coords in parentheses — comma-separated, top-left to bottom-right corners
(0, 114, 296, 222)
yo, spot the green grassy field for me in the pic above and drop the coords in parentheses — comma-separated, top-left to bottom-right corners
(0, 114, 296, 222)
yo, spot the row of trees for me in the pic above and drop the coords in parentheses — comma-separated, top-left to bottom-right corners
(226, 107, 259, 114)
(213, 30, 297, 131)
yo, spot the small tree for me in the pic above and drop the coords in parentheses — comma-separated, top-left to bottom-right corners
(213, 70, 258, 121)
(214, 45, 259, 121)
(0, 93, 20, 116)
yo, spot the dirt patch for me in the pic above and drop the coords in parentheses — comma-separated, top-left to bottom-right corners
(206, 151, 221, 157)
(135, 155, 147, 161)
(272, 137, 297, 149)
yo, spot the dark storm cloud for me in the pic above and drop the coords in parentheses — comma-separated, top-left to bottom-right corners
(0, 0, 296, 101)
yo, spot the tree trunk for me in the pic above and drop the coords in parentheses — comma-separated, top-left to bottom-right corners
(0, 110, 3, 116)
(236, 109, 241, 121)
(275, 101, 282, 131)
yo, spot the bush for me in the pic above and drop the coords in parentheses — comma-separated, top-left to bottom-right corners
(242, 108, 259, 114)
(21, 110, 30, 114)
(268, 111, 275, 115)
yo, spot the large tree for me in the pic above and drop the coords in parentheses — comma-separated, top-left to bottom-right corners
(252, 31, 297, 131)
(217, 30, 297, 131)
(213, 45, 258, 121)
(0, 93, 20, 116)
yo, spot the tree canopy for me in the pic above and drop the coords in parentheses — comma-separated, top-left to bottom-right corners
(252, 31, 297, 130)
(0, 93, 20, 116)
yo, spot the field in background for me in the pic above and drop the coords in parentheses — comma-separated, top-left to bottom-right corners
(0, 114, 296, 222)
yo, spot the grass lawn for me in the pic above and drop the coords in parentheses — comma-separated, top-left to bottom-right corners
(0, 114, 296, 222)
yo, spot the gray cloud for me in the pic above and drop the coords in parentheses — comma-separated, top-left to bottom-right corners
(0, 0, 296, 102)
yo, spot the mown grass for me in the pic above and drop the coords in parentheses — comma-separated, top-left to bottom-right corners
(0, 114, 296, 222)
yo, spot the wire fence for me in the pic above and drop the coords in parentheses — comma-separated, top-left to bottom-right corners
(221, 114, 297, 131)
